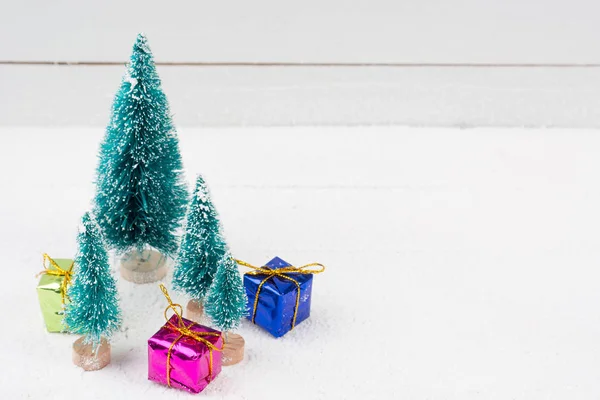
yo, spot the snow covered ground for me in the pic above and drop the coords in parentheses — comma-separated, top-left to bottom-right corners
(2, 126, 600, 399)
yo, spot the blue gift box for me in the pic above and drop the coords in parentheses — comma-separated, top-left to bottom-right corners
(243, 256, 313, 338)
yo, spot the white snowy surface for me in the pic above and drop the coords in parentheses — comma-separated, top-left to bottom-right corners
(1, 126, 600, 399)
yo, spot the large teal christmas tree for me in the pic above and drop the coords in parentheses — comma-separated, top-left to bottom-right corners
(206, 253, 247, 331)
(65, 212, 121, 350)
(94, 33, 187, 257)
(173, 175, 227, 302)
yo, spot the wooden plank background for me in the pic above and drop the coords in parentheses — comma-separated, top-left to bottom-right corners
(1, 0, 599, 126)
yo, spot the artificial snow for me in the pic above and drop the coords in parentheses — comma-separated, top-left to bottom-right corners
(3, 126, 600, 399)
(124, 75, 138, 93)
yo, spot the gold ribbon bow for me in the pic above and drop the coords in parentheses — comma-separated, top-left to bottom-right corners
(234, 259, 325, 331)
(159, 284, 224, 387)
(37, 253, 74, 305)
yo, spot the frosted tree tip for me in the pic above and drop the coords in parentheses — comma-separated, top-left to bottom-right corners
(79, 212, 92, 233)
(79, 211, 101, 236)
(194, 175, 209, 197)
(133, 33, 151, 54)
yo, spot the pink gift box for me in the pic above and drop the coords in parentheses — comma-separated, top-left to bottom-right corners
(148, 315, 223, 393)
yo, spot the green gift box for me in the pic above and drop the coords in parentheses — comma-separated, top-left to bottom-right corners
(36, 254, 74, 332)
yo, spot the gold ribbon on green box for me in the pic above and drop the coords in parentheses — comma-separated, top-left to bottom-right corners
(36, 254, 74, 332)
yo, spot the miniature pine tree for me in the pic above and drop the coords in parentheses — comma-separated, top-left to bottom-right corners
(65, 212, 121, 350)
(205, 253, 247, 332)
(173, 175, 227, 301)
(94, 33, 187, 257)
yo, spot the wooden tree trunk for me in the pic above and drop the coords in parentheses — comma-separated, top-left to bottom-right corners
(120, 249, 167, 284)
(222, 332, 245, 366)
(72, 336, 110, 371)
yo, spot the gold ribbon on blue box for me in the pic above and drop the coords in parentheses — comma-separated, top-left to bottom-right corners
(36, 253, 74, 332)
(236, 256, 325, 338)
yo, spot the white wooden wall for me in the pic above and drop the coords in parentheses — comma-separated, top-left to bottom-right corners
(1, 0, 599, 126)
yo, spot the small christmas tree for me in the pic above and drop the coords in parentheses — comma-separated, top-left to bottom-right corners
(205, 253, 247, 332)
(173, 175, 226, 302)
(94, 33, 187, 257)
(65, 212, 121, 351)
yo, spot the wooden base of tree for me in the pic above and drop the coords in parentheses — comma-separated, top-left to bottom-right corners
(186, 299, 204, 323)
(72, 337, 111, 371)
(120, 249, 167, 284)
(222, 332, 245, 366)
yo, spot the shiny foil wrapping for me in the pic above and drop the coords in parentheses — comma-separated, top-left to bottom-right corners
(148, 315, 223, 393)
(36, 258, 72, 332)
(244, 256, 313, 338)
